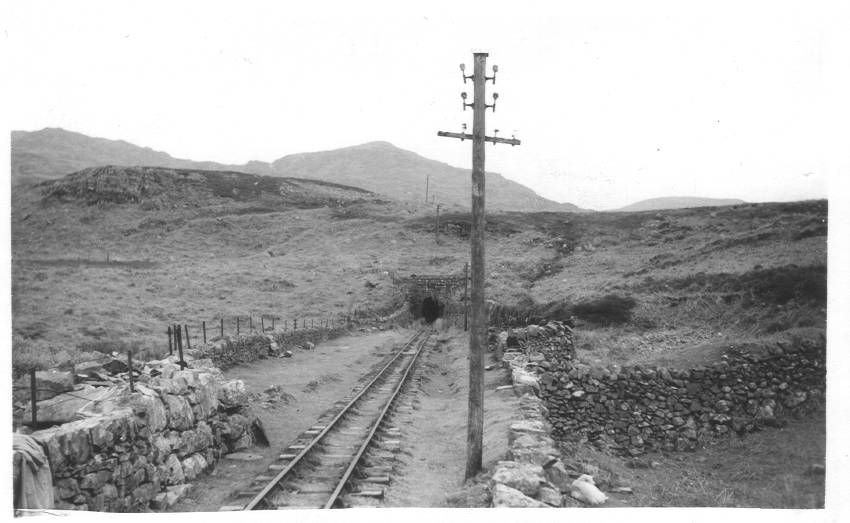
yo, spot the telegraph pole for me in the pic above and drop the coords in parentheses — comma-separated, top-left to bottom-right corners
(425, 175, 430, 203)
(437, 51, 520, 479)
(435, 203, 442, 245)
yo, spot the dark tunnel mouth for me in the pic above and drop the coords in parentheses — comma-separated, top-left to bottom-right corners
(421, 297, 441, 324)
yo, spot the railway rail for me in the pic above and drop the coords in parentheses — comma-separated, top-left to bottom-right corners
(228, 328, 432, 510)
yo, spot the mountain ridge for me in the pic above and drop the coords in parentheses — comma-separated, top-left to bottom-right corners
(616, 196, 746, 212)
(11, 127, 580, 212)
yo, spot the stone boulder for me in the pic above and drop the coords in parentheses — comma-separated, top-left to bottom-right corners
(491, 461, 545, 497)
(508, 419, 548, 445)
(14, 370, 74, 402)
(163, 394, 195, 430)
(22, 385, 116, 425)
(181, 453, 208, 481)
(218, 380, 248, 409)
(161, 453, 185, 485)
(543, 460, 572, 492)
(491, 483, 548, 508)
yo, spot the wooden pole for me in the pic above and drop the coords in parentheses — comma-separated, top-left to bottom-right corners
(202, 321, 207, 344)
(464, 262, 469, 331)
(30, 369, 37, 428)
(177, 325, 186, 369)
(425, 174, 430, 203)
(168, 325, 173, 355)
(249, 316, 253, 332)
(184, 324, 191, 351)
(435, 203, 442, 245)
(439, 52, 519, 478)
(220, 318, 224, 338)
(272, 316, 275, 330)
(128, 350, 134, 392)
(237, 317, 241, 335)
(466, 51, 488, 479)
(294, 318, 297, 331)
(261, 316, 265, 332)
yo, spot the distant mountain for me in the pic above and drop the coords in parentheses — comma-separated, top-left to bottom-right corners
(271, 141, 580, 212)
(10, 128, 263, 185)
(10, 128, 579, 212)
(616, 197, 746, 212)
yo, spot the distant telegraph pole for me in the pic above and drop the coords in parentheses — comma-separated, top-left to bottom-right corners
(425, 175, 430, 203)
(435, 203, 442, 245)
(438, 51, 520, 479)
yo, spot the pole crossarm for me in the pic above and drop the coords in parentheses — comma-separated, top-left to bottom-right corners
(437, 131, 521, 146)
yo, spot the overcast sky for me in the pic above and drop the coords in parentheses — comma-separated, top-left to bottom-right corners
(5, 1, 848, 210)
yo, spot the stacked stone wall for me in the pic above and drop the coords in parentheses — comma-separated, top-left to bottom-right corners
(503, 323, 826, 456)
(195, 305, 414, 369)
(194, 327, 349, 369)
(29, 357, 258, 512)
(490, 323, 576, 507)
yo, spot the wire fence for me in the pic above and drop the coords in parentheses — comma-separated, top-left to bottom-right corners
(16, 302, 470, 430)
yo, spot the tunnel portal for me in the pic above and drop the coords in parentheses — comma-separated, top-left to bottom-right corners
(421, 297, 442, 324)
(395, 271, 467, 325)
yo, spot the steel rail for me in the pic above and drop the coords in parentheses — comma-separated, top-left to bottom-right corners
(243, 328, 427, 510)
(323, 329, 431, 508)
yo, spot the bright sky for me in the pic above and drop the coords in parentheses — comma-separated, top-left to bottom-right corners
(4, 0, 848, 210)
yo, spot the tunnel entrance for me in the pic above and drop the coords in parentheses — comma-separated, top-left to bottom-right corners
(421, 297, 442, 324)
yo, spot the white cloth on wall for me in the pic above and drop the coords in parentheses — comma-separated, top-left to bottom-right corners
(13, 433, 55, 510)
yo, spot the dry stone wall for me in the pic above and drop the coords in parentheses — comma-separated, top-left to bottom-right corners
(489, 321, 576, 507)
(195, 307, 413, 369)
(29, 355, 259, 512)
(500, 322, 826, 457)
(194, 327, 349, 369)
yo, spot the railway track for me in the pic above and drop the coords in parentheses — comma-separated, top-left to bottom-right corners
(227, 328, 432, 510)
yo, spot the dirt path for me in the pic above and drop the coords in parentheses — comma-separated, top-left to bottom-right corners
(382, 330, 518, 507)
(170, 327, 409, 512)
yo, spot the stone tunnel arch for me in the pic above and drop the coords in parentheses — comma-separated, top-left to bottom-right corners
(395, 271, 467, 324)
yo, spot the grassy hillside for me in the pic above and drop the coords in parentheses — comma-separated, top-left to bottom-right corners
(10, 162, 826, 375)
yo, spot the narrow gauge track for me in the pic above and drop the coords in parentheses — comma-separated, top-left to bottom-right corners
(241, 328, 431, 510)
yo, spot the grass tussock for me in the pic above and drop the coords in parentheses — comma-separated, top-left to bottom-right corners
(557, 410, 825, 508)
(12, 337, 107, 379)
(637, 264, 826, 306)
(572, 294, 637, 325)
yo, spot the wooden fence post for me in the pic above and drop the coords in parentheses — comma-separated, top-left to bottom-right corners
(220, 318, 224, 338)
(202, 321, 207, 344)
(177, 326, 186, 369)
(168, 325, 173, 355)
(294, 318, 297, 331)
(30, 369, 37, 428)
(249, 316, 253, 332)
(128, 350, 134, 392)
(237, 317, 241, 335)
(184, 324, 191, 350)
(261, 316, 265, 332)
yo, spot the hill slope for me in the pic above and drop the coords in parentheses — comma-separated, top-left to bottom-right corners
(11, 128, 577, 211)
(617, 196, 746, 212)
(271, 141, 579, 212)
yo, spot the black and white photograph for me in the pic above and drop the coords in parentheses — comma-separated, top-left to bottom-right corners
(3, 0, 848, 520)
